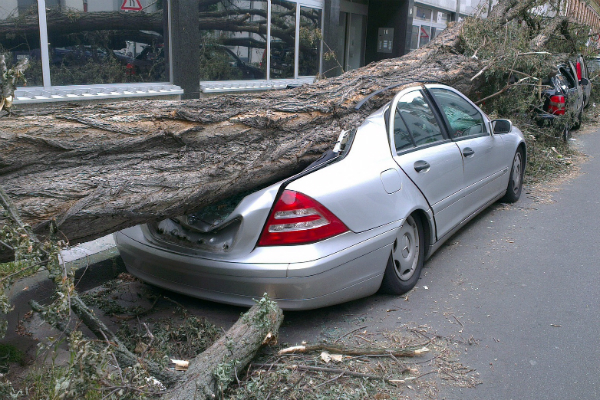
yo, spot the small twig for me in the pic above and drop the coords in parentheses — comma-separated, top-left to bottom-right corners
(334, 326, 368, 343)
(252, 363, 393, 382)
(314, 371, 345, 388)
(0, 238, 14, 251)
(413, 370, 437, 380)
(278, 344, 429, 357)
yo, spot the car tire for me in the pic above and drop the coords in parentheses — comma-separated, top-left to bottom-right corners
(501, 149, 524, 203)
(379, 214, 425, 295)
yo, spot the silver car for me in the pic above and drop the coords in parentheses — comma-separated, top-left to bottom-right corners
(115, 83, 526, 310)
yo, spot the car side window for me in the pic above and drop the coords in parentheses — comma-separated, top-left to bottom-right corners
(393, 108, 416, 152)
(395, 91, 445, 147)
(429, 88, 488, 139)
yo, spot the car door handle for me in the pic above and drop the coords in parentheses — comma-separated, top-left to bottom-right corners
(414, 160, 430, 172)
(462, 147, 475, 157)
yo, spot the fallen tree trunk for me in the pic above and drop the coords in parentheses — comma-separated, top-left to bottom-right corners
(0, 22, 483, 244)
(0, 0, 580, 245)
(163, 298, 284, 399)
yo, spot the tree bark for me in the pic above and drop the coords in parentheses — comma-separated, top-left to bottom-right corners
(0, 22, 484, 245)
(162, 299, 284, 399)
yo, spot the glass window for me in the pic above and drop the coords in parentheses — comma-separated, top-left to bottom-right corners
(0, 3, 43, 86)
(436, 11, 448, 23)
(410, 25, 419, 50)
(393, 108, 415, 152)
(396, 91, 444, 146)
(430, 88, 488, 138)
(45, 1, 167, 85)
(419, 25, 431, 47)
(271, 0, 296, 79)
(299, 6, 321, 76)
(414, 6, 432, 22)
(199, 0, 267, 81)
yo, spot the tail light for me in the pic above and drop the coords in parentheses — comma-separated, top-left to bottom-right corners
(548, 95, 566, 115)
(576, 62, 582, 81)
(258, 190, 349, 246)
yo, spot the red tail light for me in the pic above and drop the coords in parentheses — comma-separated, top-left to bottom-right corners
(576, 62, 582, 81)
(548, 95, 566, 115)
(258, 190, 349, 246)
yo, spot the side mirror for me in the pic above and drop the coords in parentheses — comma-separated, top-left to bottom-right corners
(581, 77, 589, 86)
(492, 119, 512, 134)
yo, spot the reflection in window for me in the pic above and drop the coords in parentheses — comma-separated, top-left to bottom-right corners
(430, 88, 487, 138)
(410, 25, 419, 50)
(414, 6, 432, 21)
(419, 26, 431, 47)
(396, 91, 444, 146)
(394, 109, 415, 152)
(0, 4, 43, 86)
(271, 0, 296, 79)
(199, 0, 267, 81)
(45, 2, 166, 85)
(299, 7, 321, 76)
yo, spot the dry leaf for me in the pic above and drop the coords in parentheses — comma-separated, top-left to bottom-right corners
(320, 351, 331, 363)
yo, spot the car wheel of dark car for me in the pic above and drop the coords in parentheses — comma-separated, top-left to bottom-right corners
(501, 149, 524, 203)
(380, 214, 425, 295)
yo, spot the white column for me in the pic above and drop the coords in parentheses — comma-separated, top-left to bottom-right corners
(37, 0, 52, 89)
(294, 2, 300, 78)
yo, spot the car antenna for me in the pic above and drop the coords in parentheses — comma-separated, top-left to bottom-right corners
(354, 80, 442, 110)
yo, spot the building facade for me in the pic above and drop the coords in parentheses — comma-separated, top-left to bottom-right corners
(2, 0, 595, 104)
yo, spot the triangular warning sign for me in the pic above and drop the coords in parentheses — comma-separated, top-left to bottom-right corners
(121, 0, 143, 11)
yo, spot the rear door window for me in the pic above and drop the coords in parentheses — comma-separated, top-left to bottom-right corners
(429, 88, 488, 139)
(394, 90, 445, 148)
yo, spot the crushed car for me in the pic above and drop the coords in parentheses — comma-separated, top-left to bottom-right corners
(115, 83, 526, 310)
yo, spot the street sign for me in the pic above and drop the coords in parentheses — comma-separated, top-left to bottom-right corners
(121, 0, 143, 11)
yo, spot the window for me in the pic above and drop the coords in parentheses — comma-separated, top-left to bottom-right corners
(395, 91, 444, 146)
(198, 0, 267, 81)
(198, 0, 322, 83)
(0, 4, 43, 86)
(419, 25, 431, 47)
(393, 108, 415, 152)
(429, 88, 488, 138)
(46, 1, 167, 85)
(299, 7, 322, 76)
(414, 6, 432, 21)
(271, 0, 296, 79)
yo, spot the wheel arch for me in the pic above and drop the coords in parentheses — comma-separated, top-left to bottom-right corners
(410, 209, 433, 260)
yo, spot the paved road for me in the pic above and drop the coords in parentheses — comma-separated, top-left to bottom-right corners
(279, 127, 600, 399)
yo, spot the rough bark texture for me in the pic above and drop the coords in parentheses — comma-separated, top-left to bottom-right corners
(163, 300, 284, 399)
(0, 22, 484, 245)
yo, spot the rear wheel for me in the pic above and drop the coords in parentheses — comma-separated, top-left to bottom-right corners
(501, 149, 524, 203)
(380, 215, 425, 295)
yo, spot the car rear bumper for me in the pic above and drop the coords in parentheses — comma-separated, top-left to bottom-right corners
(114, 224, 397, 310)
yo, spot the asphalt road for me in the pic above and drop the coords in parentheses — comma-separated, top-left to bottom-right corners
(278, 127, 600, 399)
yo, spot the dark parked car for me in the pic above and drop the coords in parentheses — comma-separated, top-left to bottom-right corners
(199, 44, 265, 81)
(537, 61, 585, 140)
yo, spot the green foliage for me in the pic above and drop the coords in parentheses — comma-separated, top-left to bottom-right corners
(118, 314, 221, 367)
